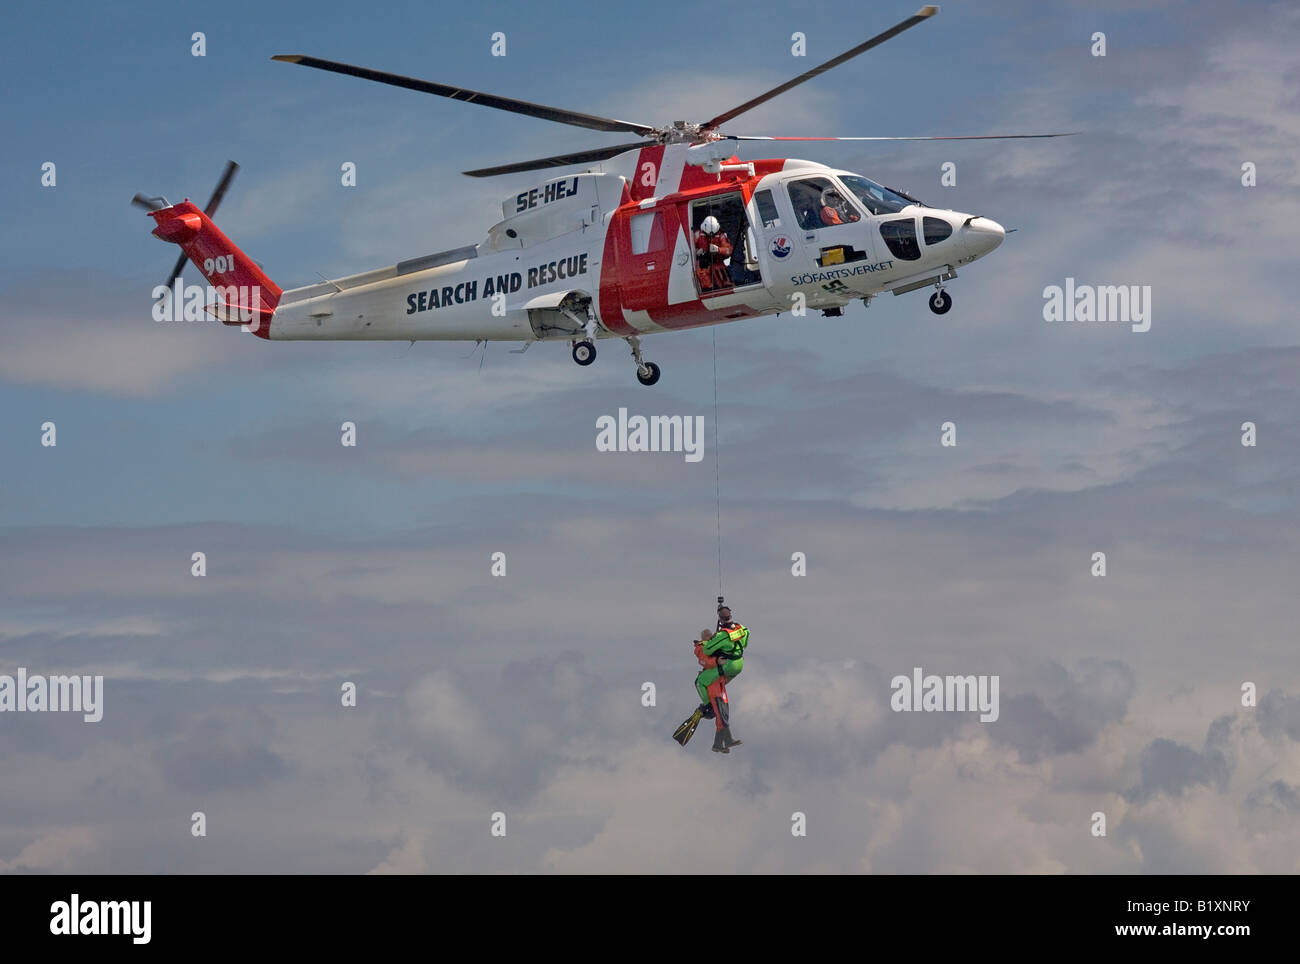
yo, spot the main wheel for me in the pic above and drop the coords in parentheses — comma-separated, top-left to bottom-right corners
(928, 290, 952, 315)
(636, 361, 661, 386)
(572, 340, 596, 366)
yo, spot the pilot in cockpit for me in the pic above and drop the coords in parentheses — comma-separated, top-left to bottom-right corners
(820, 187, 860, 226)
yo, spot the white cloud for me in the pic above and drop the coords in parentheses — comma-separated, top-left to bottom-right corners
(0, 309, 244, 397)
(0, 826, 96, 872)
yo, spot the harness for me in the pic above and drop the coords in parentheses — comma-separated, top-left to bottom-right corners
(714, 622, 748, 661)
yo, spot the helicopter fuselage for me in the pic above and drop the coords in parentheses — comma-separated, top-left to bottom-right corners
(267, 144, 1004, 344)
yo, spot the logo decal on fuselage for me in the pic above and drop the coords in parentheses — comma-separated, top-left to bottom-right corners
(791, 260, 895, 286)
(770, 236, 792, 259)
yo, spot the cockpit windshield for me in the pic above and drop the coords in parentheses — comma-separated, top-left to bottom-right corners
(839, 175, 918, 215)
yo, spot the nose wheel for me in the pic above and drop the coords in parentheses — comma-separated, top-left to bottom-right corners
(928, 287, 952, 315)
(571, 339, 596, 366)
(625, 335, 661, 386)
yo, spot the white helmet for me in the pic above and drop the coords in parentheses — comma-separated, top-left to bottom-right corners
(700, 215, 721, 235)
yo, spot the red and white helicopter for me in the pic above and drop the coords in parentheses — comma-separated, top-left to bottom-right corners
(135, 5, 1068, 385)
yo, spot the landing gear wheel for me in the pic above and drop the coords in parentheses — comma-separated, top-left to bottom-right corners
(928, 290, 952, 315)
(625, 334, 659, 386)
(571, 340, 596, 366)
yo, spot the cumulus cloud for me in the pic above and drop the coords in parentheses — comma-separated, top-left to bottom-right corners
(0, 826, 97, 873)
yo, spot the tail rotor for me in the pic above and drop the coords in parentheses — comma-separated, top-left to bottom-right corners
(134, 161, 240, 294)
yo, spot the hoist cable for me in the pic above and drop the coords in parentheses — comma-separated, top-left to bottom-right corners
(712, 328, 723, 601)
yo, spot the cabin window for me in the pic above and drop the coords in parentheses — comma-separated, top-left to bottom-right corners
(879, 218, 921, 260)
(923, 216, 952, 245)
(754, 189, 781, 229)
(630, 211, 665, 255)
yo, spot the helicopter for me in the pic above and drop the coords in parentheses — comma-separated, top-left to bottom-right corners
(134, 5, 1069, 386)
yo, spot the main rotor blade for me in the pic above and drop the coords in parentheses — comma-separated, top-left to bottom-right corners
(701, 5, 938, 131)
(463, 141, 649, 178)
(204, 160, 239, 217)
(273, 55, 657, 136)
(722, 132, 1078, 141)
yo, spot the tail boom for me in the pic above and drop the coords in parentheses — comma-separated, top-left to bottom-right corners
(148, 201, 282, 338)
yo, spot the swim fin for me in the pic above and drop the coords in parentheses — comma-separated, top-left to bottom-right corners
(673, 707, 705, 746)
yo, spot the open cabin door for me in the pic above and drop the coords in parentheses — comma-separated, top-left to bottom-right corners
(683, 191, 764, 299)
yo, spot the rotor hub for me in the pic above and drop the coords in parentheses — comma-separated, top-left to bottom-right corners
(656, 122, 711, 144)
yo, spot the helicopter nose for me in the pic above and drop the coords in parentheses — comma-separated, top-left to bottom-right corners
(962, 216, 1005, 257)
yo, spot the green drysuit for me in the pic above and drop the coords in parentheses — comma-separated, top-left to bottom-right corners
(695, 623, 748, 703)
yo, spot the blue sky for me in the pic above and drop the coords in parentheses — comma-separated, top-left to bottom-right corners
(2, 0, 1299, 873)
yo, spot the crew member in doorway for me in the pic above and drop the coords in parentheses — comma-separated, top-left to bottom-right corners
(694, 215, 734, 293)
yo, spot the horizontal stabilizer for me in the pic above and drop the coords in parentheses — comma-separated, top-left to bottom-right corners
(204, 300, 276, 326)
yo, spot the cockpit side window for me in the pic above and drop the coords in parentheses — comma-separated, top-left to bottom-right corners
(786, 177, 861, 230)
